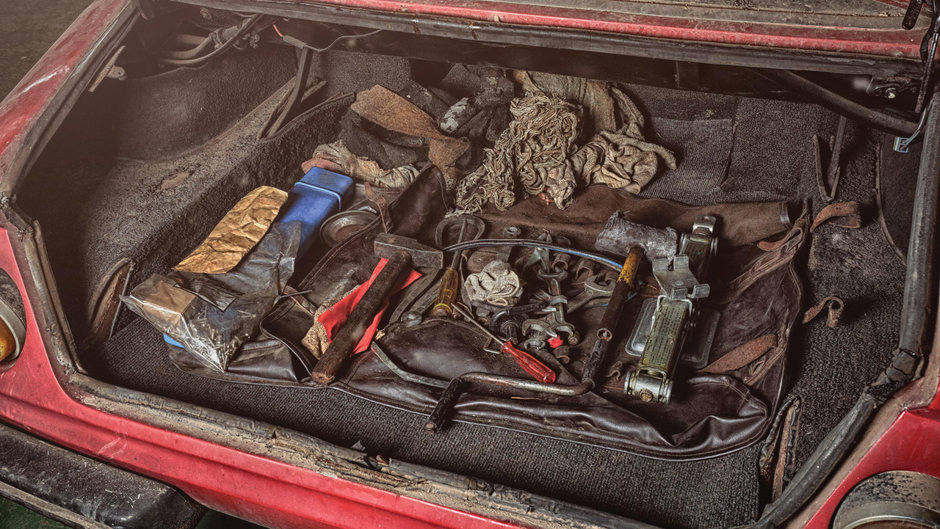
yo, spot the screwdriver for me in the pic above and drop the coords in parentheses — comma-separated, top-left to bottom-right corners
(432, 221, 466, 317)
(454, 304, 556, 384)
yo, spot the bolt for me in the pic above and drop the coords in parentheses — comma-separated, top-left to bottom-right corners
(885, 87, 898, 99)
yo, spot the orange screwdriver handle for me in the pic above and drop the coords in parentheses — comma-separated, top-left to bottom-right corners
(501, 342, 557, 383)
(432, 268, 460, 317)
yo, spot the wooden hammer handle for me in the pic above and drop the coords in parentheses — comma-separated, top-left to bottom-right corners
(311, 251, 412, 384)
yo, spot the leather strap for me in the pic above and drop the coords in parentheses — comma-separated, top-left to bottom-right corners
(364, 182, 393, 233)
(802, 295, 845, 328)
(701, 334, 778, 374)
(722, 215, 808, 304)
(810, 201, 861, 232)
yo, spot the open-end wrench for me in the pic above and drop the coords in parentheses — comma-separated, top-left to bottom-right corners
(567, 273, 616, 313)
(535, 270, 579, 345)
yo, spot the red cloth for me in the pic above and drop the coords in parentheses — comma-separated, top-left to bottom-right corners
(318, 258, 422, 354)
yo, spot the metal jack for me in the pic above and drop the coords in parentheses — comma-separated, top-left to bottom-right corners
(624, 216, 718, 404)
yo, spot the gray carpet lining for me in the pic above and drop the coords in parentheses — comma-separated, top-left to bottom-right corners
(95, 318, 763, 529)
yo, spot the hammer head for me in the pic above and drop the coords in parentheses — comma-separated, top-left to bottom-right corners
(374, 233, 444, 269)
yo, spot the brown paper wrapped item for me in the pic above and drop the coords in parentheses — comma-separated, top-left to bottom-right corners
(175, 186, 288, 274)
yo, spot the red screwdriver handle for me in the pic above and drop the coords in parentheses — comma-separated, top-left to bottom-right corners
(501, 342, 557, 383)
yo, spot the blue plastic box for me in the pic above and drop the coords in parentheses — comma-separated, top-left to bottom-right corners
(276, 167, 356, 257)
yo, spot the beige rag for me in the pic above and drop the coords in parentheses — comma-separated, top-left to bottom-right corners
(456, 73, 677, 213)
(568, 88, 677, 194)
(174, 186, 288, 275)
(463, 260, 523, 307)
(455, 93, 581, 213)
(301, 305, 331, 359)
(302, 140, 419, 188)
(300, 285, 358, 359)
(351, 86, 469, 190)
(516, 71, 619, 138)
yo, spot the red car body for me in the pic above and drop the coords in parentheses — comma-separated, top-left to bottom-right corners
(0, 1, 938, 527)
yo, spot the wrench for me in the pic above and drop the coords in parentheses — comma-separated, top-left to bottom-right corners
(568, 273, 616, 312)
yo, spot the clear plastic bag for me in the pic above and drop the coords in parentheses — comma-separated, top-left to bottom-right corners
(122, 222, 300, 372)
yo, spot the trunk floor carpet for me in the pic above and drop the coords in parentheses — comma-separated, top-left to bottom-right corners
(74, 86, 905, 528)
(92, 318, 763, 529)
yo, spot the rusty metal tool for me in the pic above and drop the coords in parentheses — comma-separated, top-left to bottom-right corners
(581, 246, 644, 385)
(567, 273, 616, 313)
(312, 234, 443, 384)
(814, 115, 847, 203)
(453, 304, 556, 384)
(425, 369, 595, 432)
(494, 225, 522, 263)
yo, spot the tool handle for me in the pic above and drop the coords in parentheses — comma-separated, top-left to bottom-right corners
(583, 246, 644, 384)
(432, 267, 460, 317)
(312, 252, 411, 384)
(425, 378, 465, 432)
(501, 342, 556, 383)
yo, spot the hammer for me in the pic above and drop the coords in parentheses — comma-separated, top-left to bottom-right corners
(311, 233, 443, 384)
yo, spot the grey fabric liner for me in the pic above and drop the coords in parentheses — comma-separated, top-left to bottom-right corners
(640, 116, 734, 205)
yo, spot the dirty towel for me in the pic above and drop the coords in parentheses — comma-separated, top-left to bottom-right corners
(536, 74, 677, 194)
(455, 75, 676, 212)
(464, 260, 523, 307)
(455, 93, 581, 212)
(303, 140, 419, 188)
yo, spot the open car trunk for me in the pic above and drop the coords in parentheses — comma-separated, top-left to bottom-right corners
(13, 5, 924, 528)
